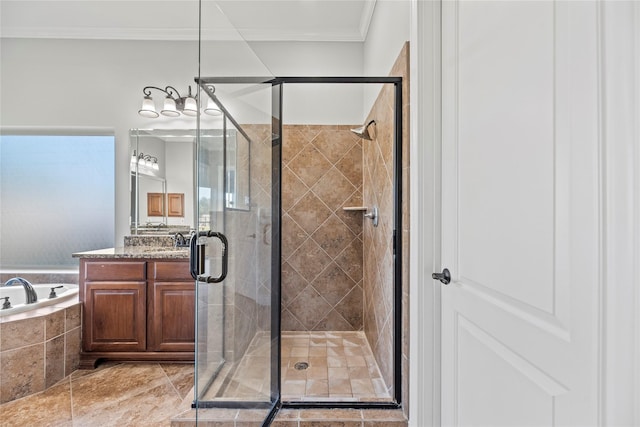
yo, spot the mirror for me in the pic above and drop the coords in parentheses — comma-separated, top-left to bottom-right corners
(130, 127, 250, 235)
(195, 125, 251, 233)
(130, 129, 195, 234)
(225, 130, 251, 210)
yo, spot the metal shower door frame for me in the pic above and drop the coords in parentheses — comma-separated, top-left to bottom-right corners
(195, 76, 403, 415)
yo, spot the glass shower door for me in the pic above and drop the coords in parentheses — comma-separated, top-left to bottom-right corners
(192, 128, 226, 402)
(192, 81, 280, 424)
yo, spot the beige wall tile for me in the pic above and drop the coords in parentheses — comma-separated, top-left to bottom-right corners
(1, 343, 45, 403)
(311, 214, 356, 255)
(1, 316, 44, 351)
(287, 286, 332, 330)
(288, 144, 332, 188)
(46, 335, 65, 388)
(65, 303, 81, 331)
(45, 309, 65, 340)
(282, 125, 365, 332)
(288, 240, 332, 283)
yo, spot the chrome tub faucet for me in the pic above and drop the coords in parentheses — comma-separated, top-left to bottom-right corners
(3, 277, 38, 304)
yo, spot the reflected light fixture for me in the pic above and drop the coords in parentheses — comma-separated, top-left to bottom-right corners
(138, 84, 222, 118)
(131, 151, 159, 172)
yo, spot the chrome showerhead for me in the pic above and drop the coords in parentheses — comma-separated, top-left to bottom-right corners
(350, 120, 376, 141)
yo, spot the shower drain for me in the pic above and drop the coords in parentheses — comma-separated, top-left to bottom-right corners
(294, 361, 309, 370)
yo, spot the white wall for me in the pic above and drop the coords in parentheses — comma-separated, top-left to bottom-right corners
(363, 0, 411, 111)
(0, 38, 201, 246)
(165, 140, 195, 226)
(0, 37, 364, 245)
(0, 11, 407, 244)
(247, 41, 365, 125)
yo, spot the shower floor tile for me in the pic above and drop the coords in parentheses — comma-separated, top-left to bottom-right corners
(195, 331, 391, 404)
(281, 331, 392, 402)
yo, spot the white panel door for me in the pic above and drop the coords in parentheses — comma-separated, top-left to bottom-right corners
(441, 1, 601, 425)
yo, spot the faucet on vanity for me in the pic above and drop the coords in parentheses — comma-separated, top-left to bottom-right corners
(3, 277, 38, 304)
(173, 232, 189, 248)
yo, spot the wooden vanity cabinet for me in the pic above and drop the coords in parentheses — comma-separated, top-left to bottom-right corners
(82, 261, 147, 352)
(79, 258, 194, 368)
(147, 261, 195, 352)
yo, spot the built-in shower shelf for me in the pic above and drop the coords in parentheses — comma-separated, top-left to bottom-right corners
(342, 206, 368, 211)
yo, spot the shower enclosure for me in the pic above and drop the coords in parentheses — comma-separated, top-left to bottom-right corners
(191, 77, 402, 425)
(190, 80, 281, 423)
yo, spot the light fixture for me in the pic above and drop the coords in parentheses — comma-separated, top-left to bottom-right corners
(203, 85, 223, 116)
(161, 97, 179, 117)
(183, 95, 198, 116)
(138, 84, 222, 118)
(131, 151, 159, 174)
(138, 96, 159, 118)
(204, 96, 222, 116)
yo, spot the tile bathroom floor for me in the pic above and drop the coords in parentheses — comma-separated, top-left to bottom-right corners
(281, 331, 391, 402)
(0, 362, 194, 427)
(199, 331, 390, 403)
(1, 332, 396, 426)
(176, 331, 402, 426)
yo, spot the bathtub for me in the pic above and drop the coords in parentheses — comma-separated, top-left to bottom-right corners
(0, 280, 82, 403)
(0, 283, 79, 317)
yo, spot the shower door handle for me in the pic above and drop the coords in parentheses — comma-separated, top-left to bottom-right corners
(204, 231, 228, 283)
(189, 231, 228, 283)
(189, 233, 203, 280)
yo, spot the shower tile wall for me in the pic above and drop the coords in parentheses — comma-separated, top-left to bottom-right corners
(362, 95, 394, 398)
(362, 42, 410, 402)
(279, 44, 410, 408)
(281, 126, 364, 331)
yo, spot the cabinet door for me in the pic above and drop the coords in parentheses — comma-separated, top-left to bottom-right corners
(167, 193, 184, 217)
(148, 281, 195, 352)
(83, 282, 146, 352)
(147, 192, 164, 217)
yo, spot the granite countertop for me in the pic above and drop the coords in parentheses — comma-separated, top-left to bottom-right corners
(72, 246, 189, 259)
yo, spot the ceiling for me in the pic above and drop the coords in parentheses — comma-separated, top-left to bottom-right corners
(0, 0, 377, 42)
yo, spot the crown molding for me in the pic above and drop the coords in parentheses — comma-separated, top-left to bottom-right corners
(359, 0, 377, 41)
(226, 28, 366, 42)
(1, 26, 368, 42)
(2, 27, 204, 41)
